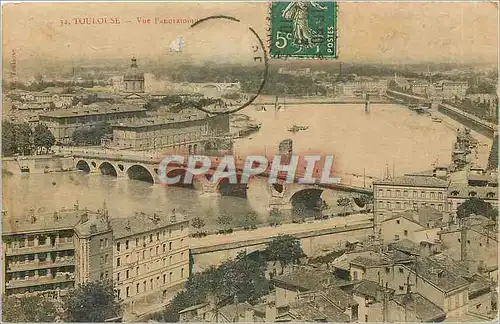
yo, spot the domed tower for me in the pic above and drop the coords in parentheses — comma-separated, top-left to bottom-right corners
(123, 57, 145, 93)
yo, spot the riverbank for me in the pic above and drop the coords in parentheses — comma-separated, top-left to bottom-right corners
(2, 155, 75, 175)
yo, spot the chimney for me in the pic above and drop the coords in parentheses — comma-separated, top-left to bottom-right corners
(90, 224, 97, 234)
(81, 212, 89, 223)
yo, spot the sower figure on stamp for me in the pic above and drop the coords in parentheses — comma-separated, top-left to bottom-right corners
(281, 0, 327, 49)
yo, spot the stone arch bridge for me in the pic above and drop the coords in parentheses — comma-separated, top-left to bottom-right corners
(70, 152, 372, 211)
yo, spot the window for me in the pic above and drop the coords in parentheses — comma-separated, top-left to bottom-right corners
(105, 271, 109, 279)
(399, 268, 404, 274)
(100, 256, 104, 264)
(396, 202, 401, 209)
(125, 240, 129, 250)
(413, 191, 417, 198)
(180, 239, 184, 247)
(163, 274, 166, 284)
(396, 220, 400, 224)
(162, 230, 166, 237)
(126, 287, 130, 297)
(169, 242, 172, 251)
(126, 270, 129, 279)
(421, 191, 425, 198)
(181, 252, 184, 260)
(169, 272, 173, 282)
(438, 204, 443, 211)
(156, 233, 160, 241)
(399, 286, 404, 291)
(116, 242, 121, 252)
(431, 192, 435, 199)
(136, 283, 140, 293)
(136, 267, 139, 276)
(100, 272, 104, 279)
(143, 281, 147, 291)
(142, 250, 145, 259)
(181, 268, 184, 278)
(385, 267, 390, 274)
(365, 315, 368, 322)
(395, 234, 400, 240)
(150, 279, 153, 289)
(353, 271, 358, 280)
(169, 229, 172, 237)
(149, 234, 153, 243)
(404, 190, 408, 197)
(396, 190, 401, 197)
(117, 258, 121, 267)
(125, 255, 129, 264)
(378, 189, 383, 197)
(149, 248, 153, 257)
(105, 254, 109, 264)
(404, 230, 408, 236)
(156, 246, 159, 256)
(100, 239, 104, 249)
(169, 256, 173, 265)
(438, 192, 443, 199)
(163, 244, 166, 253)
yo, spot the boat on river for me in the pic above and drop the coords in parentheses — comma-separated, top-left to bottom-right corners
(287, 124, 309, 133)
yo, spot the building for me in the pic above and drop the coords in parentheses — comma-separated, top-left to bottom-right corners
(123, 57, 145, 95)
(38, 103, 147, 144)
(439, 81, 469, 100)
(410, 82, 431, 96)
(438, 216, 498, 281)
(389, 293, 446, 322)
(111, 110, 230, 153)
(373, 174, 449, 234)
(2, 205, 190, 307)
(2, 209, 78, 297)
(109, 210, 189, 306)
(447, 184, 498, 220)
(379, 208, 446, 245)
(352, 279, 394, 322)
(349, 251, 470, 318)
(335, 80, 388, 97)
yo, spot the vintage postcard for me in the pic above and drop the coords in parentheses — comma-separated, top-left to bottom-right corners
(1, 1, 498, 323)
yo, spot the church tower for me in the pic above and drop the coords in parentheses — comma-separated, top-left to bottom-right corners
(123, 57, 145, 93)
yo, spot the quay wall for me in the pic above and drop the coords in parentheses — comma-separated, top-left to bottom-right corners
(2, 155, 75, 175)
(190, 222, 373, 273)
(437, 104, 496, 139)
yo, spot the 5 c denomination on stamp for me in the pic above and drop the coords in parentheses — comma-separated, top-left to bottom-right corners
(270, 1, 337, 59)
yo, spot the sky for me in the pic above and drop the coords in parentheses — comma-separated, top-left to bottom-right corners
(2, 2, 498, 67)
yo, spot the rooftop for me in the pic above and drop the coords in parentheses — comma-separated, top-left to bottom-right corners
(113, 110, 210, 129)
(392, 293, 446, 322)
(448, 184, 497, 200)
(110, 211, 188, 239)
(2, 208, 97, 235)
(282, 294, 350, 322)
(40, 103, 146, 118)
(274, 268, 336, 291)
(406, 257, 469, 293)
(217, 302, 254, 322)
(385, 207, 444, 228)
(352, 280, 395, 300)
(374, 174, 449, 188)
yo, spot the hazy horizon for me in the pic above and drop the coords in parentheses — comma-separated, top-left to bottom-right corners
(2, 2, 498, 76)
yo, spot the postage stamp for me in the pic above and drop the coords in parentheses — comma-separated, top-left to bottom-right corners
(269, 1, 337, 59)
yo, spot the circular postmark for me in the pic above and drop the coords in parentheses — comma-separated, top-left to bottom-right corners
(184, 15, 268, 115)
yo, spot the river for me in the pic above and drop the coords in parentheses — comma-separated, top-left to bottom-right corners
(3, 102, 457, 228)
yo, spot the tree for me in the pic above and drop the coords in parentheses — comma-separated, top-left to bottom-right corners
(354, 194, 374, 212)
(16, 123, 33, 155)
(337, 197, 351, 216)
(191, 217, 206, 236)
(2, 121, 17, 156)
(457, 197, 497, 221)
(243, 212, 258, 229)
(269, 208, 282, 226)
(217, 214, 232, 233)
(2, 294, 58, 322)
(33, 123, 55, 154)
(62, 279, 122, 322)
(264, 235, 305, 274)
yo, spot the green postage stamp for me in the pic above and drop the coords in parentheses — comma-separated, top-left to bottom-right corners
(269, 1, 337, 59)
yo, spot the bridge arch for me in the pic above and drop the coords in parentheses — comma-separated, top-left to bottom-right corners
(76, 160, 91, 173)
(289, 187, 325, 220)
(215, 175, 247, 198)
(127, 164, 155, 184)
(164, 168, 202, 190)
(99, 162, 117, 177)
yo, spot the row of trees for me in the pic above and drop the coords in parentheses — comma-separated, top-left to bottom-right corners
(163, 235, 304, 322)
(2, 280, 122, 322)
(2, 121, 55, 156)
